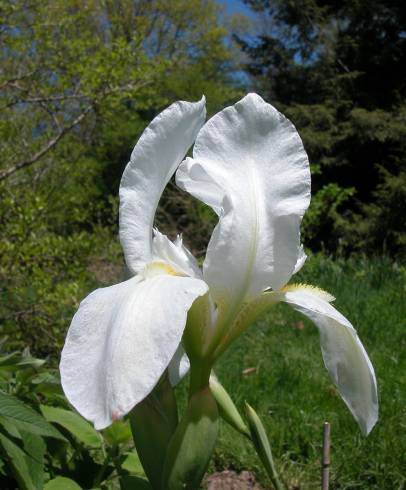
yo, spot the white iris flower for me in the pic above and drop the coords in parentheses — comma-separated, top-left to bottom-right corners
(60, 94, 378, 435)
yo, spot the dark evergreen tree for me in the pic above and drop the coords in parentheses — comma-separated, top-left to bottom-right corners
(239, 0, 406, 256)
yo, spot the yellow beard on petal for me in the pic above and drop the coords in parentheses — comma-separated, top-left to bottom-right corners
(142, 261, 185, 278)
(281, 283, 335, 303)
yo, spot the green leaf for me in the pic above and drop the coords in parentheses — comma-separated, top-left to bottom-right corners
(162, 387, 219, 490)
(0, 414, 21, 438)
(0, 391, 66, 441)
(17, 353, 46, 369)
(40, 405, 102, 448)
(209, 374, 250, 437)
(44, 476, 82, 490)
(0, 432, 40, 490)
(31, 372, 63, 397)
(0, 352, 21, 367)
(129, 374, 178, 490)
(244, 403, 284, 490)
(20, 431, 46, 490)
(121, 451, 145, 476)
(120, 475, 152, 490)
(102, 420, 132, 446)
(30, 371, 59, 385)
(0, 351, 45, 372)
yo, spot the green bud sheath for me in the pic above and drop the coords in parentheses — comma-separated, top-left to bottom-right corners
(129, 373, 178, 490)
(245, 403, 284, 490)
(162, 386, 219, 490)
(182, 292, 213, 362)
(209, 374, 250, 438)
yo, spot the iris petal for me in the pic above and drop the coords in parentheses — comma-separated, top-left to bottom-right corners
(60, 275, 208, 429)
(120, 98, 206, 274)
(177, 93, 310, 313)
(276, 286, 378, 435)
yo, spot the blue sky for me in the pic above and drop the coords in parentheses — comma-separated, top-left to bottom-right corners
(218, 0, 253, 17)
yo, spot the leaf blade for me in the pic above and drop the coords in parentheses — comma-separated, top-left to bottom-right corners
(40, 405, 102, 448)
(0, 391, 66, 441)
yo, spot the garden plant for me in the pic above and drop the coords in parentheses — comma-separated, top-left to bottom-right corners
(60, 94, 378, 489)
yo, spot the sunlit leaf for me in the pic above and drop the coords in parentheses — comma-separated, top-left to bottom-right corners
(44, 476, 82, 490)
(102, 420, 132, 446)
(121, 451, 145, 476)
(40, 405, 102, 448)
(0, 392, 65, 441)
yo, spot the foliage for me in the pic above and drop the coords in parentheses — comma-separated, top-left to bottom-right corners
(0, 0, 239, 178)
(0, 344, 148, 489)
(0, 1, 404, 487)
(1, 255, 404, 488)
(238, 0, 406, 257)
(201, 254, 406, 489)
(0, 0, 241, 354)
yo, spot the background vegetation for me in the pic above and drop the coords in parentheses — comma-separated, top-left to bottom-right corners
(210, 255, 405, 489)
(0, 0, 404, 488)
(239, 0, 406, 256)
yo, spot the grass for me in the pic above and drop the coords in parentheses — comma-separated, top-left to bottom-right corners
(180, 255, 405, 489)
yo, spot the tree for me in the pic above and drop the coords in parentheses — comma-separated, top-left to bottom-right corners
(0, 0, 239, 180)
(238, 0, 406, 256)
(0, 0, 241, 355)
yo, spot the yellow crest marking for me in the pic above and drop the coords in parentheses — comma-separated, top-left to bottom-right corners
(281, 283, 335, 303)
(142, 261, 184, 278)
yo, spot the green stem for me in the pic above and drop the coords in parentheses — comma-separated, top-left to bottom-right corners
(189, 362, 212, 397)
(162, 385, 219, 490)
(265, 456, 284, 490)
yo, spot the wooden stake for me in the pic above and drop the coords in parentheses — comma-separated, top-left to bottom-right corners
(322, 422, 331, 490)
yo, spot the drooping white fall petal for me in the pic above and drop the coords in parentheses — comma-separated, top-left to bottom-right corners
(167, 344, 190, 387)
(176, 93, 311, 311)
(275, 286, 378, 435)
(60, 275, 208, 430)
(120, 97, 206, 274)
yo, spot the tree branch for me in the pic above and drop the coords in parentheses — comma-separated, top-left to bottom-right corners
(0, 105, 93, 182)
(0, 71, 36, 91)
(0, 78, 152, 181)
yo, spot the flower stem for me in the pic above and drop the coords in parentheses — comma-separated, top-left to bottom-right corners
(189, 362, 212, 397)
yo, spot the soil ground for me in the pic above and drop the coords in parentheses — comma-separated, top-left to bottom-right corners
(205, 470, 265, 489)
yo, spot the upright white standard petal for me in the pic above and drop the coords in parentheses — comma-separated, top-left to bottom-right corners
(152, 229, 202, 279)
(176, 93, 310, 312)
(177, 157, 224, 216)
(60, 275, 208, 430)
(119, 97, 206, 274)
(276, 286, 378, 435)
(293, 244, 307, 275)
